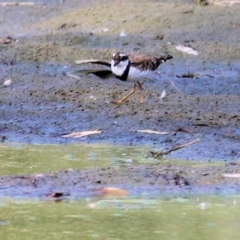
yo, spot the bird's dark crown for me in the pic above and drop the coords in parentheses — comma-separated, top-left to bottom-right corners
(112, 52, 129, 62)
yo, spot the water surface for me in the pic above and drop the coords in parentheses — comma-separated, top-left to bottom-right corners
(1, 196, 240, 240)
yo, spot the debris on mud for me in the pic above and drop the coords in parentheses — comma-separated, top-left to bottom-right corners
(176, 71, 215, 79)
(175, 44, 199, 56)
(62, 130, 102, 138)
(2, 79, 12, 87)
(136, 130, 168, 135)
(0, 36, 16, 44)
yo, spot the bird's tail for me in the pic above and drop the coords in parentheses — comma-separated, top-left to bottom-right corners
(157, 54, 173, 63)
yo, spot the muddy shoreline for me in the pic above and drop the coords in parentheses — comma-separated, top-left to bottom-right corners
(1, 161, 240, 199)
(0, 0, 240, 198)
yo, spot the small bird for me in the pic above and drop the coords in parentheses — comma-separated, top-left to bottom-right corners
(110, 52, 173, 104)
(75, 52, 173, 104)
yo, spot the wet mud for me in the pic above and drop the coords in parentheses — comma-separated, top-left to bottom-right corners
(0, 0, 240, 198)
(1, 162, 240, 199)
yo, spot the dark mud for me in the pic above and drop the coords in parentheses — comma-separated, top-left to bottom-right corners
(1, 162, 240, 199)
(0, 0, 240, 198)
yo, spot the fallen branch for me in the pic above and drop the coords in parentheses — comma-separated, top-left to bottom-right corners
(148, 138, 200, 158)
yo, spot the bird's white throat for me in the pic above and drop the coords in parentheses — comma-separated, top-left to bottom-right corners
(111, 59, 129, 77)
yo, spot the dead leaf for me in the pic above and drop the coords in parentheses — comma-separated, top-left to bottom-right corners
(62, 130, 102, 138)
(136, 129, 168, 135)
(3, 79, 12, 87)
(101, 187, 128, 196)
(0, 36, 13, 44)
(160, 90, 166, 100)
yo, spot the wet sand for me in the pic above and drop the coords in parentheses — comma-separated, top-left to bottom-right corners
(0, 0, 240, 198)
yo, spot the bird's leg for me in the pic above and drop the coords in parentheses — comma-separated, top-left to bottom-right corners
(112, 83, 137, 104)
(137, 82, 144, 103)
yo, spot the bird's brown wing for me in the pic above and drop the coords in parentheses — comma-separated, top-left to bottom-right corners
(129, 54, 154, 63)
(130, 53, 173, 71)
(129, 54, 160, 71)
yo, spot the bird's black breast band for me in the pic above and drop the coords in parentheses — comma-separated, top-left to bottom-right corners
(113, 62, 131, 82)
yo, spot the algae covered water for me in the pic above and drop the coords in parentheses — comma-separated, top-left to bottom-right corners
(1, 196, 240, 240)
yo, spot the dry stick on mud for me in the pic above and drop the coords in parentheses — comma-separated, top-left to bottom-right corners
(0, 2, 38, 6)
(168, 79, 182, 93)
(149, 139, 200, 159)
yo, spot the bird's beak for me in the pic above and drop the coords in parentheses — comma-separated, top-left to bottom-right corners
(114, 60, 119, 67)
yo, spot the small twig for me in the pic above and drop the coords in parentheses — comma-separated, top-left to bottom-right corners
(136, 129, 168, 135)
(168, 79, 182, 93)
(149, 138, 200, 158)
(65, 72, 81, 79)
(202, 74, 214, 78)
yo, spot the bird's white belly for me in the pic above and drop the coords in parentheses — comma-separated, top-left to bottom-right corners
(127, 67, 150, 82)
(111, 60, 154, 82)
